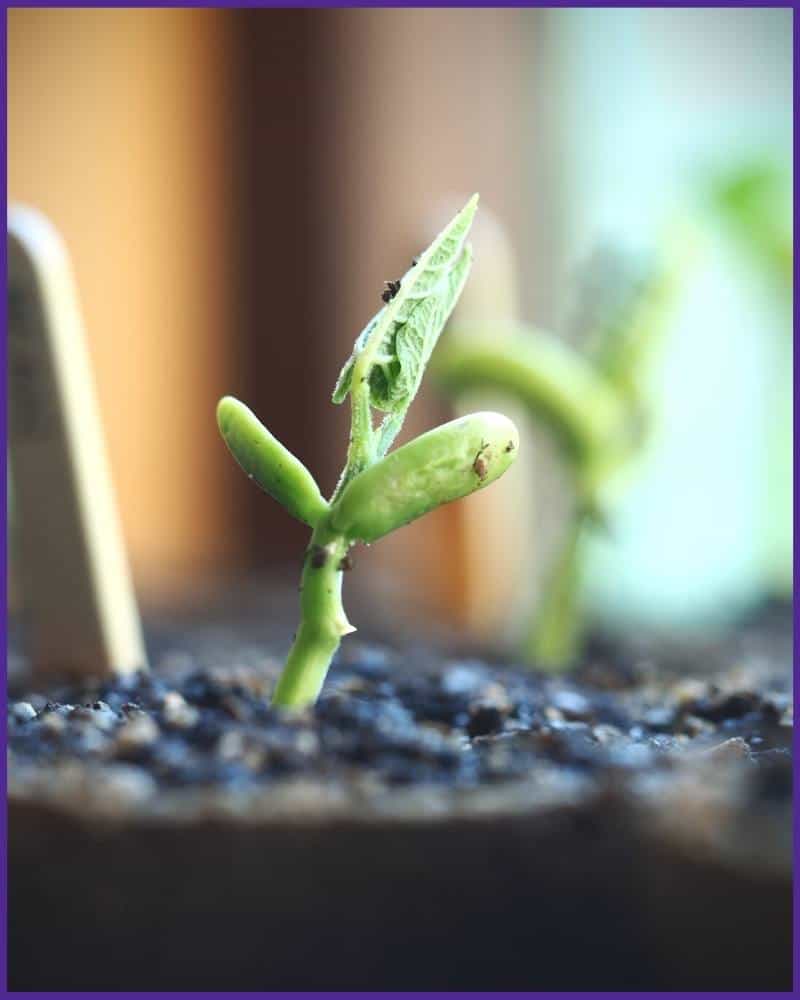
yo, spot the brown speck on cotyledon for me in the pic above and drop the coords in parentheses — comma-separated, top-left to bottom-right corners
(473, 441, 491, 481)
(504, 440, 515, 454)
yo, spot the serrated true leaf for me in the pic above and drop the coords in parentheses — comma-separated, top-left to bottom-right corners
(332, 195, 478, 453)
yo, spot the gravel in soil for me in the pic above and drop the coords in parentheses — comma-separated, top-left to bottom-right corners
(7, 606, 792, 815)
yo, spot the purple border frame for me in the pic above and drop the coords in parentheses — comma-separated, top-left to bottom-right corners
(2, 6, 8, 996)
(1, 1, 798, 7)
(792, 5, 798, 996)
(2, 3, 796, 996)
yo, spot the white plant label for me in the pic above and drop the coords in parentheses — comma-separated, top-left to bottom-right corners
(8, 206, 147, 680)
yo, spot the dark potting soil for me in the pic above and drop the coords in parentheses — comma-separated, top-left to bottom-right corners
(7, 600, 793, 990)
(7, 599, 793, 819)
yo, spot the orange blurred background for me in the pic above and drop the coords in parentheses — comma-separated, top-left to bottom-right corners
(9, 8, 529, 629)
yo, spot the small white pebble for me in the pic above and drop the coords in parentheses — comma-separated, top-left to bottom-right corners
(702, 737, 750, 760)
(479, 682, 512, 713)
(76, 726, 107, 753)
(116, 714, 159, 750)
(162, 691, 199, 729)
(683, 714, 713, 738)
(672, 678, 709, 706)
(97, 765, 156, 805)
(592, 724, 622, 745)
(40, 712, 66, 734)
(295, 730, 320, 756)
(89, 702, 118, 732)
(217, 730, 246, 761)
(10, 702, 37, 723)
(441, 663, 483, 696)
(552, 689, 591, 719)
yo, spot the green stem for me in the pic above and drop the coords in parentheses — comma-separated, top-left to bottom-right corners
(331, 390, 374, 504)
(524, 513, 590, 671)
(271, 518, 354, 708)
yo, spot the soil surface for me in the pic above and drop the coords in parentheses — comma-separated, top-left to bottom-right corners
(7, 600, 793, 991)
(8, 600, 793, 823)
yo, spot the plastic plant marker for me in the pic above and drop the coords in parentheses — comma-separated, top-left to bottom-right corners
(8, 206, 147, 680)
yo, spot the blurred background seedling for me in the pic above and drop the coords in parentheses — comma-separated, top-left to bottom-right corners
(704, 156, 793, 599)
(435, 229, 688, 670)
(708, 159, 792, 298)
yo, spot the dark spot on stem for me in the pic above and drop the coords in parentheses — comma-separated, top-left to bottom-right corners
(339, 553, 354, 572)
(309, 545, 328, 570)
(504, 440, 515, 453)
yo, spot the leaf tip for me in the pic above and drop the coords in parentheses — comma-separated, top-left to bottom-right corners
(461, 192, 480, 225)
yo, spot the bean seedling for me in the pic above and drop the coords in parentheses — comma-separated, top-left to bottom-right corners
(218, 196, 519, 707)
(435, 238, 682, 670)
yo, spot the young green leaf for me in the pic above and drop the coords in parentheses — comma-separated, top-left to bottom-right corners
(333, 194, 478, 461)
(217, 396, 328, 528)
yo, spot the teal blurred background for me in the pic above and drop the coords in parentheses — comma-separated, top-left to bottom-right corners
(530, 9, 793, 629)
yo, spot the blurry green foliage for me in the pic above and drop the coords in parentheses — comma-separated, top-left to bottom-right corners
(710, 160, 792, 299)
(436, 231, 687, 670)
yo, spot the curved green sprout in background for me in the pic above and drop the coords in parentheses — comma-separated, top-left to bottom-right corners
(435, 234, 684, 670)
(708, 160, 793, 596)
(218, 196, 519, 708)
(709, 160, 792, 298)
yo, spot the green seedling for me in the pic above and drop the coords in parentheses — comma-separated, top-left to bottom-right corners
(709, 159, 792, 595)
(218, 195, 519, 708)
(435, 239, 682, 670)
(709, 160, 792, 297)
